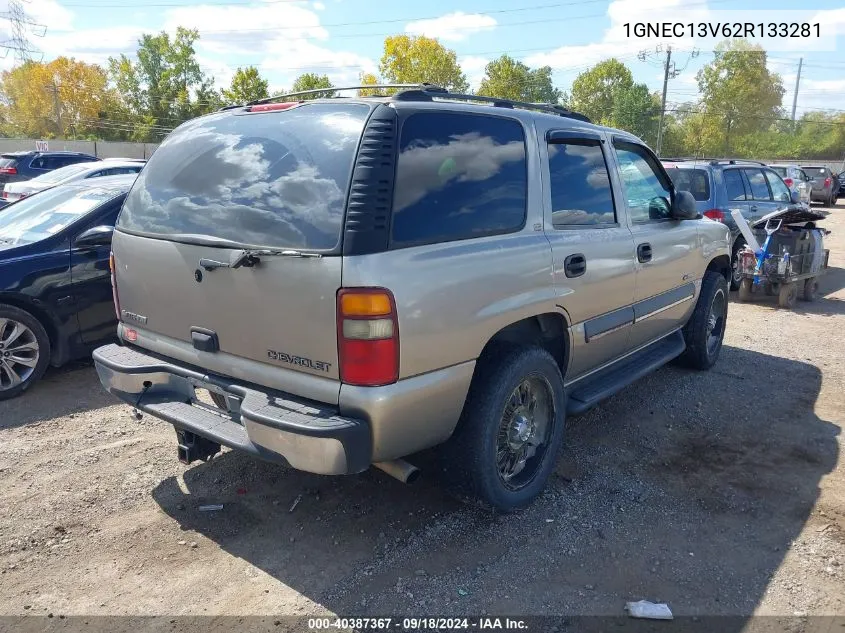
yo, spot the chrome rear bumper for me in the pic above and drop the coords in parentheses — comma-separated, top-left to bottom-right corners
(93, 343, 370, 475)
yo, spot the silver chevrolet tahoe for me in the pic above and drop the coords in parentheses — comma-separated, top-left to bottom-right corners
(93, 85, 731, 511)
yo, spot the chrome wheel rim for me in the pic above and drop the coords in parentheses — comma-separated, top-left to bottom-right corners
(496, 375, 554, 491)
(706, 289, 727, 356)
(0, 318, 39, 391)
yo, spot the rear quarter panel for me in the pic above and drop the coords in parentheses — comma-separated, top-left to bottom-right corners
(341, 112, 557, 380)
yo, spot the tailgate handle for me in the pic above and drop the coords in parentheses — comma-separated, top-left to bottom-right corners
(191, 327, 219, 353)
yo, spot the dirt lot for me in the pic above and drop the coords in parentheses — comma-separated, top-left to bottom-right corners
(2, 204, 845, 627)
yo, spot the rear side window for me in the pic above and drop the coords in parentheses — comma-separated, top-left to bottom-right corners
(548, 141, 615, 226)
(120, 103, 371, 250)
(723, 169, 747, 201)
(666, 168, 710, 202)
(743, 168, 772, 201)
(764, 170, 791, 202)
(770, 166, 787, 178)
(391, 112, 527, 247)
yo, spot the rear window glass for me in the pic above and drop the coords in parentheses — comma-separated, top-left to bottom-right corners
(770, 166, 787, 177)
(803, 167, 828, 177)
(0, 157, 19, 168)
(119, 103, 371, 250)
(391, 112, 527, 247)
(548, 141, 615, 225)
(0, 186, 119, 247)
(666, 168, 710, 202)
(32, 163, 92, 184)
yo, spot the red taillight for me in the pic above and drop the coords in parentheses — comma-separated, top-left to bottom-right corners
(337, 288, 399, 387)
(703, 209, 725, 222)
(0, 167, 17, 175)
(1, 192, 6, 199)
(248, 102, 299, 112)
(109, 252, 121, 322)
(825, 177, 831, 187)
(783, 178, 793, 188)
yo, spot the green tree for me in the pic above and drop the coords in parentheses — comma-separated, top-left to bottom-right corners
(108, 26, 217, 140)
(611, 83, 660, 146)
(1, 57, 121, 139)
(290, 73, 334, 99)
(379, 35, 468, 92)
(695, 40, 785, 154)
(477, 55, 561, 103)
(358, 71, 381, 96)
(222, 66, 269, 104)
(569, 58, 634, 124)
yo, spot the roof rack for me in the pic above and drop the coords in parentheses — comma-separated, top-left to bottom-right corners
(246, 84, 424, 106)
(242, 83, 591, 123)
(392, 86, 590, 122)
(662, 156, 767, 166)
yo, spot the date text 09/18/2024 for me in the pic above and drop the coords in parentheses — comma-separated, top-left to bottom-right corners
(307, 617, 528, 630)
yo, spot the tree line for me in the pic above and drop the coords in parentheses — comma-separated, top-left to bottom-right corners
(0, 29, 842, 160)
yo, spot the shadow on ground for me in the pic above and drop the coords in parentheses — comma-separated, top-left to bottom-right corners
(0, 359, 115, 429)
(152, 346, 838, 627)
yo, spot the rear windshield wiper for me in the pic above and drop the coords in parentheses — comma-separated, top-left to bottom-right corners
(199, 248, 322, 271)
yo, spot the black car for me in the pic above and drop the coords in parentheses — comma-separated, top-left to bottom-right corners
(0, 150, 100, 186)
(0, 175, 132, 399)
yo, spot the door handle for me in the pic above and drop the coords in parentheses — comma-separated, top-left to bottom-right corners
(564, 253, 586, 278)
(637, 243, 652, 263)
(749, 205, 758, 212)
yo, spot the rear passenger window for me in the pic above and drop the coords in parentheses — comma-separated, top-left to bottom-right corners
(391, 112, 527, 247)
(764, 170, 791, 202)
(548, 141, 615, 226)
(743, 168, 772, 201)
(723, 170, 747, 201)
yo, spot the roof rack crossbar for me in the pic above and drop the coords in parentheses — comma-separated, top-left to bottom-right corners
(246, 84, 434, 106)
(394, 88, 591, 122)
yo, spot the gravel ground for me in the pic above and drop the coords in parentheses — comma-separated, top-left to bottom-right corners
(1, 203, 844, 627)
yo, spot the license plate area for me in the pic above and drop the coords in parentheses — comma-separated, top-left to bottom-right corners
(186, 377, 242, 419)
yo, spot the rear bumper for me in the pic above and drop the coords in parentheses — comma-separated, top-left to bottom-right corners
(93, 343, 370, 475)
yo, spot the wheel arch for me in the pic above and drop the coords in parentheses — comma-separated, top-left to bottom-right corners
(706, 254, 732, 285)
(478, 311, 570, 377)
(0, 294, 63, 365)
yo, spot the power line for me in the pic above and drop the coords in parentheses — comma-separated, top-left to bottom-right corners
(0, 0, 46, 62)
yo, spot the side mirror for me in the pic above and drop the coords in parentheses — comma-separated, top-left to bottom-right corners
(75, 225, 114, 248)
(671, 190, 698, 220)
(790, 189, 800, 204)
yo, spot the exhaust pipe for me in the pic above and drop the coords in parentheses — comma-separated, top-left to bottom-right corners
(373, 459, 420, 484)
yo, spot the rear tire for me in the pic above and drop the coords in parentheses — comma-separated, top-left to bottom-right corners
(738, 278, 753, 302)
(446, 345, 566, 512)
(778, 282, 798, 309)
(730, 239, 745, 291)
(0, 304, 51, 401)
(802, 277, 818, 302)
(680, 271, 728, 370)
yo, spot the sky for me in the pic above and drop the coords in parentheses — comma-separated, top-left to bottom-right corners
(0, 0, 844, 118)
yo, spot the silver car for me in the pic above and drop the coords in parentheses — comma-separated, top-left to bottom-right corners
(2, 160, 144, 204)
(91, 86, 731, 511)
(769, 164, 812, 206)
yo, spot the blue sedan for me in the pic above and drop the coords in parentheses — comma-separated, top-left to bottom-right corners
(0, 175, 135, 399)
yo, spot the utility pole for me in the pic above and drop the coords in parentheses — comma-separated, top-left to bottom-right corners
(791, 57, 803, 121)
(656, 46, 672, 155)
(46, 81, 62, 137)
